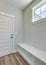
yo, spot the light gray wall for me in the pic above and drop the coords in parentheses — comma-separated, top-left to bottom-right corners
(0, 0, 23, 51)
(17, 0, 46, 65)
(23, 0, 46, 51)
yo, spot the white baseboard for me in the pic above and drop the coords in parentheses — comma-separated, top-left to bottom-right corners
(12, 50, 17, 53)
(0, 50, 17, 57)
(0, 50, 12, 57)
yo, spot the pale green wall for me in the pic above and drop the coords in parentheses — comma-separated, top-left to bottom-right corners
(17, 0, 46, 65)
(23, 0, 46, 51)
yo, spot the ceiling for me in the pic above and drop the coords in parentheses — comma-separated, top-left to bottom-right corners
(6, 0, 33, 10)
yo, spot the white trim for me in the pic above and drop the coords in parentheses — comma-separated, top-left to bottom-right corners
(18, 43, 46, 63)
(0, 50, 17, 57)
(32, 0, 46, 22)
(33, 0, 46, 10)
(0, 11, 15, 18)
(12, 50, 18, 53)
(0, 50, 12, 57)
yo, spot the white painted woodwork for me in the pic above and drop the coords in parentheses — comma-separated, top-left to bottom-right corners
(0, 13, 15, 56)
(18, 43, 46, 63)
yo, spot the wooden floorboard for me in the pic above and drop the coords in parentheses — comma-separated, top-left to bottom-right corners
(0, 52, 29, 65)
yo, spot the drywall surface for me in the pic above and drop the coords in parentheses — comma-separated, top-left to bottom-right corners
(23, 0, 46, 51)
(22, 0, 46, 65)
(0, 0, 23, 51)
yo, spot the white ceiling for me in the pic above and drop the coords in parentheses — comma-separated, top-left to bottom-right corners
(6, 0, 33, 10)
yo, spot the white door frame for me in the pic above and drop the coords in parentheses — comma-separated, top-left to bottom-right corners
(0, 11, 15, 57)
(0, 11, 15, 18)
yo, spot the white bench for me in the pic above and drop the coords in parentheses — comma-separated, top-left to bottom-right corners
(18, 43, 46, 64)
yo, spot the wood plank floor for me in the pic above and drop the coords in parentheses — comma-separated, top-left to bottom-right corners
(0, 52, 29, 65)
